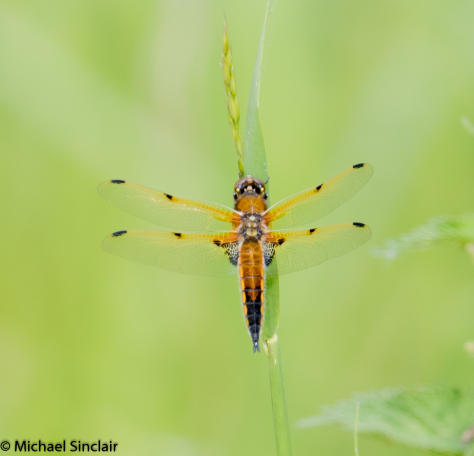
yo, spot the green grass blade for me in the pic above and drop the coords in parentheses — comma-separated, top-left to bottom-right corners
(262, 258, 280, 340)
(243, 0, 280, 343)
(243, 0, 276, 182)
(240, 3, 290, 454)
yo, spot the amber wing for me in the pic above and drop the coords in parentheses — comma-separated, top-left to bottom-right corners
(266, 222, 372, 275)
(265, 163, 373, 229)
(102, 230, 239, 277)
(98, 180, 239, 231)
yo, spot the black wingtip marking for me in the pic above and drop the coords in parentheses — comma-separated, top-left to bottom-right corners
(309, 228, 316, 234)
(353, 222, 365, 227)
(174, 232, 182, 238)
(353, 163, 364, 169)
(316, 184, 323, 191)
(111, 179, 126, 184)
(165, 193, 173, 200)
(112, 230, 127, 236)
(277, 238, 285, 245)
(212, 240, 221, 246)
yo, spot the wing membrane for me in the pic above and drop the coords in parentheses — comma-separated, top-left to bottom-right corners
(102, 230, 238, 277)
(265, 163, 373, 229)
(266, 222, 371, 275)
(98, 180, 239, 231)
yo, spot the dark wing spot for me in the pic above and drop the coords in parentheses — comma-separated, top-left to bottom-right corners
(174, 232, 182, 238)
(111, 179, 125, 184)
(165, 193, 173, 200)
(212, 239, 222, 246)
(353, 163, 364, 169)
(316, 184, 323, 191)
(264, 242, 277, 266)
(309, 228, 316, 234)
(278, 238, 285, 245)
(112, 230, 127, 236)
(223, 242, 239, 266)
(353, 222, 365, 227)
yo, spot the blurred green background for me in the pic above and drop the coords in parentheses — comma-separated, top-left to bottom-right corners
(2, 0, 474, 454)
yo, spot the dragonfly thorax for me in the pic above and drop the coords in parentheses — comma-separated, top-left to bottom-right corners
(238, 212, 266, 240)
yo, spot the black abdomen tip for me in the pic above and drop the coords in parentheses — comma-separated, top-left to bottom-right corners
(353, 222, 365, 227)
(353, 163, 364, 169)
(111, 179, 126, 184)
(249, 325, 260, 353)
(112, 230, 127, 236)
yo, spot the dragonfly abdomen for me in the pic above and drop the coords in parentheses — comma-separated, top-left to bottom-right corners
(239, 240, 265, 353)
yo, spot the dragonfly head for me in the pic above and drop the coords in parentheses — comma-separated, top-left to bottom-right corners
(234, 175, 268, 202)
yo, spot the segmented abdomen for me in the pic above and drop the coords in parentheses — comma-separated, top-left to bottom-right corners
(238, 239, 265, 352)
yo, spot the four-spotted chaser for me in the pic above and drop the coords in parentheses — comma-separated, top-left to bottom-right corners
(98, 163, 373, 352)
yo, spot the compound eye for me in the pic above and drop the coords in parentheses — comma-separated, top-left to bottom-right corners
(263, 193, 268, 199)
(233, 192, 238, 200)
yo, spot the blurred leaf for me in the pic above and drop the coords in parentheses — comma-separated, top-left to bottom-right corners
(297, 385, 474, 455)
(242, 0, 275, 183)
(371, 213, 474, 260)
(461, 116, 474, 136)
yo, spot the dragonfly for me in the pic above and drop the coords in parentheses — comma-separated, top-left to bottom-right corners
(98, 163, 373, 352)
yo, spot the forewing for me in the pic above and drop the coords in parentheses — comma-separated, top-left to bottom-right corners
(102, 230, 238, 277)
(265, 163, 373, 229)
(98, 180, 239, 231)
(266, 222, 371, 275)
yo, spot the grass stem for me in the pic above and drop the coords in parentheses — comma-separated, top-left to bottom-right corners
(266, 334, 292, 456)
